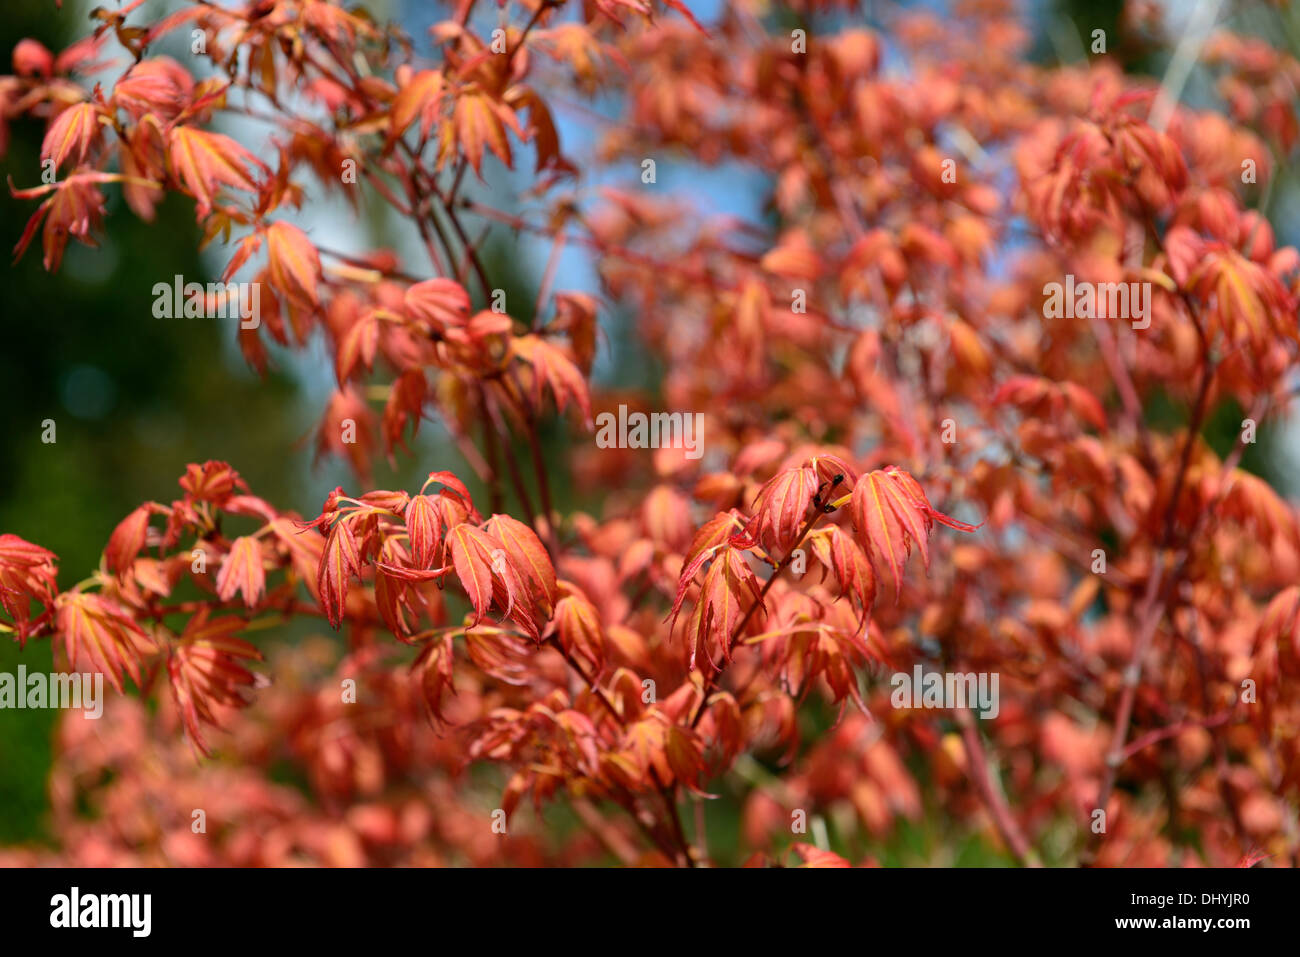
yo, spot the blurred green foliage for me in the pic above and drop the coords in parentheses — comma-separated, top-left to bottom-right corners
(0, 5, 309, 844)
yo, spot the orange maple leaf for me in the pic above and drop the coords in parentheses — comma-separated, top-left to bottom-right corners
(849, 467, 979, 599)
(216, 535, 267, 609)
(167, 125, 265, 219)
(264, 220, 321, 307)
(56, 591, 157, 693)
(167, 611, 263, 755)
(40, 101, 102, 172)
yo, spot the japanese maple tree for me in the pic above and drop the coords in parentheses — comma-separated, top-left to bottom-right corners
(1, 0, 1298, 867)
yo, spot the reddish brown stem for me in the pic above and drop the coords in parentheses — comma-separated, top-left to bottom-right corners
(956, 707, 1041, 867)
(689, 508, 825, 730)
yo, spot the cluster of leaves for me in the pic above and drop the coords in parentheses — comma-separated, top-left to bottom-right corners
(2, 0, 1300, 867)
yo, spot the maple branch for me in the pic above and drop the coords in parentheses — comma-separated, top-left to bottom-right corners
(571, 797, 640, 865)
(480, 415, 505, 514)
(1084, 549, 1167, 867)
(1158, 350, 1215, 547)
(447, 158, 469, 207)
(1085, 295, 1218, 865)
(546, 635, 697, 866)
(522, 410, 560, 556)
(1088, 313, 1156, 472)
(955, 706, 1041, 867)
(407, 185, 451, 276)
(453, 0, 478, 28)
(533, 229, 567, 331)
(447, 422, 497, 490)
(688, 507, 826, 730)
(607, 791, 683, 864)
(546, 635, 620, 723)
(360, 162, 418, 219)
(482, 389, 540, 527)
(508, 0, 559, 72)
(1187, 612, 1249, 849)
(423, 170, 493, 301)
(1179, 393, 1271, 544)
(658, 784, 696, 868)
(693, 796, 709, 865)
(494, 374, 561, 557)
(1119, 706, 1235, 762)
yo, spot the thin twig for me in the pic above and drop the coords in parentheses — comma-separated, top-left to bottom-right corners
(689, 508, 826, 730)
(955, 707, 1041, 867)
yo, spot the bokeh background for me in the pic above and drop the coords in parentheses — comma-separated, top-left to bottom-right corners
(1, 0, 1296, 862)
